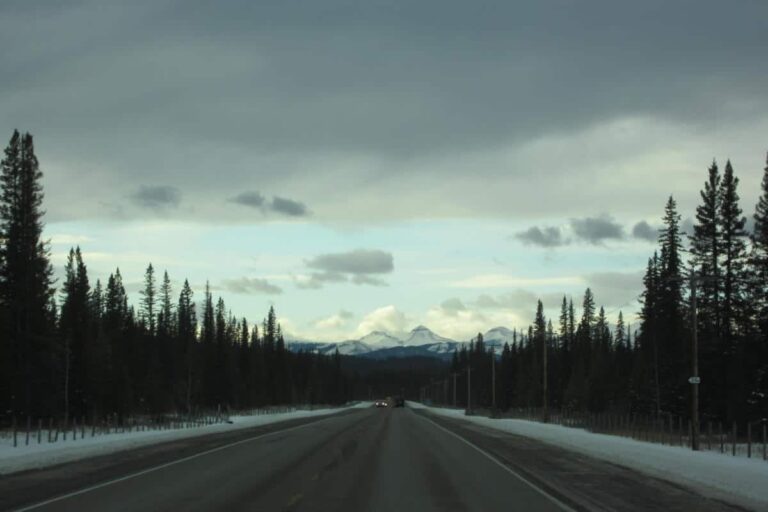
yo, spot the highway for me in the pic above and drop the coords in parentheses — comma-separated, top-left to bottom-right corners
(1, 406, 742, 511)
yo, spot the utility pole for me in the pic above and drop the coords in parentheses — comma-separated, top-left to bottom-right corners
(690, 268, 700, 451)
(491, 347, 496, 411)
(543, 332, 549, 423)
(452, 373, 458, 407)
(467, 365, 472, 414)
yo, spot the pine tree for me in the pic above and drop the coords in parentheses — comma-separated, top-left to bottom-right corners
(718, 160, 749, 422)
(177, 279, 196, 412)
(691, 161, 722, 339)
(158, 271, 173, 338)
(750, 152, 768, 331)
(140, 263, 157, 335)
(0, 131, 55, 417)
(719, 160, 748, 341)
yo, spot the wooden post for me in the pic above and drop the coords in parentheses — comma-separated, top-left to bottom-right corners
(26, 416, 31, 446)
(719, 422, 724, 453)
(13, 416, 17, 447)
(37, 419, 42, 444)
(707, 422, 712, 451)
(732, 422, 737, 457)
(747, 423, 752, 458)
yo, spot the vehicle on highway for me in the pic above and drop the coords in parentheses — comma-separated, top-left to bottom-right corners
(374, 399, 388, 407)
(393, 396, 405, 407)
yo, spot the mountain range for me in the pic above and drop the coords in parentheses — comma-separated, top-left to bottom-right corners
(285, 325, 516, 360)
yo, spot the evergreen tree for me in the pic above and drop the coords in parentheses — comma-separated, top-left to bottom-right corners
(719, 161, 748, 341)
(691, 161, 722, 340)
(751, 153, 768, 329)
(139, 263, 157, 335)
(0, 131, 55, 417)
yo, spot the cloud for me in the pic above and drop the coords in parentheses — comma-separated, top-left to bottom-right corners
(270, 196, 308, 217)
(514, 226, 567, 248)
(631, 220, 657, 242)
(50, 234, 93, 245)
(230, 191, 266, 209)
(294, 271, 348, 289)
(230, 191, 309, 217)
(570, 215, 624, 244)
(221, 277, 283, 295)
(583, 271, 644, 310)
(315, 310, 354, 330)
(131, 185, 180, 210)
(355, 305, 410, 336)
(299, 249, 394, 288)
(307, 249, 393, 275)
(451, 274, 583, 289)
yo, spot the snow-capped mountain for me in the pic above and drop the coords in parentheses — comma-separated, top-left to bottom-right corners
(403, 325, 455, 346)
(358, 331, 404, 349)
(287, 325, 515, 360)
(475, 326, 516, 349)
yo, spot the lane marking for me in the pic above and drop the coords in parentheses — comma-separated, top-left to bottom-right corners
(12, 415, 349, 512)
(416, 412, 578, 512)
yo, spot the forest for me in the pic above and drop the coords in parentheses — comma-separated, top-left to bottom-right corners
(446, 157, 768, 426)
(2, 129, 767, 428)
(0, 131, 353, 423)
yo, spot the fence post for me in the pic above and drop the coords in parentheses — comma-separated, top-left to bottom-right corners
(762, 421, 767, 461)
(747, 423, 752, 458)
(732, 422, 737, 457)
(12, 416, 17, 447)
(26, 416, 31, 446)
(707, 422, 712, 451)
(48, 418, 53, 443)
(37, 419, 42, 444)
(719, 422, 723, 453)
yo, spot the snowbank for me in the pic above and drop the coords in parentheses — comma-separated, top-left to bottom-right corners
(0, 403, 370, 475)
(416, 403, 768, 511)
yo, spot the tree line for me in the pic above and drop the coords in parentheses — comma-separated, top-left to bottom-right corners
(449, 155, 768, 425)
(0, 131, 351, 422)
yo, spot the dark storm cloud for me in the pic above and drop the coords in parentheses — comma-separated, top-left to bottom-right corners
(570, 215, 624, 244)
(631, 221, 657, 242)
(514, 226, 567, 248)
(130, 185, 180, 209)
(2, 1, 767, 222)
(221, 277, 283, 295)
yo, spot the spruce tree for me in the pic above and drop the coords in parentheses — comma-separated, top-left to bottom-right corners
(750, 152, 768, 331)
(691, 161, 722, 339)
(719, 160, 748, 341)
(0, 131, 55, 416)
(140, 263, 157, 335)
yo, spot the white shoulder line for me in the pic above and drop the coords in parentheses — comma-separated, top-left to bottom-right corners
(416, 413, 577, 512)
(13, 420, 323, 512)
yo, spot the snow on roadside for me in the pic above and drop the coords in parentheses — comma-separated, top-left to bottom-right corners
(0, 403, 371, 476)
(415, 403, 768, 511)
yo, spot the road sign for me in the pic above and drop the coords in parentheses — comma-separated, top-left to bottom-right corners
(688, 376, 701, 384)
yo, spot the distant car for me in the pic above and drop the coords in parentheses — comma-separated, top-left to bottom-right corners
(374, 400, 388, 407)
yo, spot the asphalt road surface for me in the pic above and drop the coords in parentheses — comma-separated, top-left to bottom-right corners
(2, 406, 745, 511)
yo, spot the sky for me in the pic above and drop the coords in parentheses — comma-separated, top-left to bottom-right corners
(2, 0, 767, 342)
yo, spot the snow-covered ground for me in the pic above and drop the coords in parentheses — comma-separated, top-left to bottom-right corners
(412, 403, 768, 511)
(0, 402, 371, 475)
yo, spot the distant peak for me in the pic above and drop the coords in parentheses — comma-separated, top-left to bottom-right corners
(411, 325, 431, 332)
